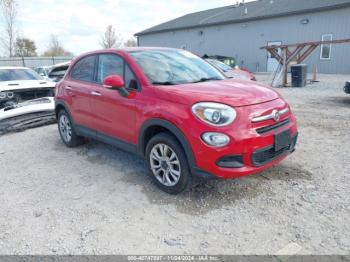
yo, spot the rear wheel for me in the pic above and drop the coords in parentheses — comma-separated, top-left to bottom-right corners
(58, 110, 83, 147)
(146, 132, 192, 194)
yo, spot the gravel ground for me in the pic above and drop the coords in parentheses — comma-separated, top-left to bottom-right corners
(0, 74, 349, 255)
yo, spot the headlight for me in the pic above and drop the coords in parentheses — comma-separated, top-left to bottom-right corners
(0, 92, 6, 100)
(201, 132, 230, 147)
(7, 92, 14, 99)
(192, 102, 236, 126)
(0, 92, 14, 100)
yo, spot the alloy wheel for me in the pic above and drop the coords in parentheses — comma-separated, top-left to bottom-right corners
(149, 143, 181, 187)
(59, 114, 72, 143)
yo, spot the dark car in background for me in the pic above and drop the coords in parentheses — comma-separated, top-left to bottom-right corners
(36, 62, 70, 82)
(344, 81, 350, 94)
(203, 55, 236, 68)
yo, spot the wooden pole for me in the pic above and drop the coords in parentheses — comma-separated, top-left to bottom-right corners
(283, 47, 288, 87)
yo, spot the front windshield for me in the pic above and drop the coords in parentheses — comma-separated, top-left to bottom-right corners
(207, 59, 232, 72)
(129, 49, 225, 85)
(0, 69, 42, 81)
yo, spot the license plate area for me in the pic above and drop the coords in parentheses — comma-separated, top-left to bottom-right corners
(274, 129, 291, 151)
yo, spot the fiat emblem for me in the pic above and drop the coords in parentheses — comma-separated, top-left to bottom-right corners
(272, 110, 280, 122)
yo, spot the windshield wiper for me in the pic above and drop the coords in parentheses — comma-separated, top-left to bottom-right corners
(152, 81, 178, 86)
(192, 77, 221, 83)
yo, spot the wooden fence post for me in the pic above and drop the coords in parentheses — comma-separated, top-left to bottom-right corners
(283, 48, 288, 87)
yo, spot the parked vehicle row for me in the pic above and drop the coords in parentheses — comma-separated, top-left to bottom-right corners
(55, 47, 298, 194)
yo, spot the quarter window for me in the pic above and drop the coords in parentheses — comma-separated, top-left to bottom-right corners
(124, 63, 138, 90)
(71, 55, 96, 82)
(320, 34, 332, 60)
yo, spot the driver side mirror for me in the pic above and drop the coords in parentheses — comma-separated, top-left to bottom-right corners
(103, 75, 129, 98)
(103, 75, 125, 89)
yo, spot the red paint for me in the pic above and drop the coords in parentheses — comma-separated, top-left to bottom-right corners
(56, 48, 298, 179)
(103, 75, 125, 88)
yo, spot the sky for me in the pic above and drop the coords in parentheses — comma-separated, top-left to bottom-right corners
(0, 0, 254, 56)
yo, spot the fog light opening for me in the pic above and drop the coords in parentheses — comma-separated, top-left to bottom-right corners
(201, 132, 230, 147)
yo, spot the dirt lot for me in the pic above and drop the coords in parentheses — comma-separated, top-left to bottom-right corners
(0, 74, 349, 255)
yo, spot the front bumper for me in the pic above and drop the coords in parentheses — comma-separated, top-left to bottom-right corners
(188, 99, 298, 179)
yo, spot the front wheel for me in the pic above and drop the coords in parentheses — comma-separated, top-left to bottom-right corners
(146, 132, 192, 194)
(58, 110, 83, 147)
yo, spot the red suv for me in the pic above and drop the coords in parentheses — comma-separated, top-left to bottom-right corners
(55, 48, 298, 194)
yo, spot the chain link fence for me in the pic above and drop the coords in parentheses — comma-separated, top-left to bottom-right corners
(0, 56, 73, 69)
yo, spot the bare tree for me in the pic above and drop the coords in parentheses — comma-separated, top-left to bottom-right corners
(124, 37, 137, 47)
(43, 35, 73, 56)
(100, 25, 122, 49)
(15, 38, 37, 57)
(0, 0, 18, 57)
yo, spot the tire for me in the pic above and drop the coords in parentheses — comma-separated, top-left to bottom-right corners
(57, 110, 84, 147)
(146, 132, 192, 194)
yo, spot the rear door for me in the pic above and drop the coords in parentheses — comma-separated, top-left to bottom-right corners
(64, 55, 98, 129)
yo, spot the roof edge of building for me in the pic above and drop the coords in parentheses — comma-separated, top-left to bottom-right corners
(135, 2, 350, 37)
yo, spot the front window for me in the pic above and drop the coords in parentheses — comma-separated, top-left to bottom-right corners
(97, 54, 138, 90)
(129, 49, 224, 85)
(0, 68, 42, 81)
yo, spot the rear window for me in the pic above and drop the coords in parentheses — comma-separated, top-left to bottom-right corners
(0, 69, 42, 81)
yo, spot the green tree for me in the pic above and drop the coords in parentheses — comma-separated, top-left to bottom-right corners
(15, 38, 37, 57)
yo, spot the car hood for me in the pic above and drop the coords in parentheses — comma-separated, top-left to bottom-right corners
(154, 79, 279, 107)
(0, 80, 55, 92)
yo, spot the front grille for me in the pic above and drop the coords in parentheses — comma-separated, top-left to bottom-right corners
(14, 88, 54, 102)
(256, 118, 290, 134)
(252, 134, 298, 167)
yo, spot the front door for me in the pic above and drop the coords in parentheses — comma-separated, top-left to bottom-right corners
(267, 41, 282, 72)
(90, 53, 137, 144)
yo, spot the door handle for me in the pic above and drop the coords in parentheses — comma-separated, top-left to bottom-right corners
(65, 86, 73, 91)
(91, 91, 101, 97)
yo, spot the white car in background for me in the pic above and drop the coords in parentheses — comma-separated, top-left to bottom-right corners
(0, 67, 55, 110)
(0, 67, 55, 132)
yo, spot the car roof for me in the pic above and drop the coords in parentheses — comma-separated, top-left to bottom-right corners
(76, 47, 183, 58)
(121, 47, 180, 52)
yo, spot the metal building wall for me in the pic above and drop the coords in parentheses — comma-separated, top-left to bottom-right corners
(138, 7, 350, 74)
